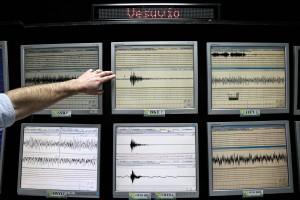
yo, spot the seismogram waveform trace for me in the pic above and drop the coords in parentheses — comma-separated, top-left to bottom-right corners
(212, 152, 287, 166)
(22, 156, 97, 167)
(130, 139, 148, 151)
(23, 137, 98, 151)
(211, 52, 246, 57)
(125, 71, 193, 86)
(212, 76, 285, 85)
(117, 170, 196, 184)
(25, 75, 78, 85)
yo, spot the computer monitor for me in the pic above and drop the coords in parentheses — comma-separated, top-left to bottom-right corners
(17, 123, 101, 198)
(294, 121, 300, 191)
(207, 121, 293, 196)
(113, 123, 199, 198)
(0, 41, 9, 92)
(21, 43, 103, 115)
(0, 130, 5, 194)
(0, 41, 8, 194)
(294, 46, 300, 114)
(111, 41, 198, 114)
(207, 43, 289, 115)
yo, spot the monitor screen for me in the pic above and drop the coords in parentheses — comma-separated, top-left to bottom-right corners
(113, 123, 199, 198)
(0, 41, 8, 194)
(207, 43, 289, 115)
(21, 43, 103, 115)
(17, 123, 101, 198)
(207, 121, 293, 196)
(111, 41, 198, 114)
(294, 46, 300, 114)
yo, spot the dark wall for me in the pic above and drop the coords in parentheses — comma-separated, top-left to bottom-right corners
(2, 1, 300, 200)
(1, 0, 300, 23)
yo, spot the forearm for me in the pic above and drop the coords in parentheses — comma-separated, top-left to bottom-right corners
(4, 69, 115, 121)
(6, 79, 79, 120)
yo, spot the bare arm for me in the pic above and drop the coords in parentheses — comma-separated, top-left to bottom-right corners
(5, 69, 115, 121)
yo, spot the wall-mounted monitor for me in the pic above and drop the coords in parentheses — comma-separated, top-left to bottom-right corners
(113, 123, 199, 198)
(294, 46, 300, 114)
(0, 41, 9, 92)
(111, 41, 198, 114)
(17, 123, 101, 198)
(207, 121, 293, 196)
(294, 121, 300, 191)
(21, 43, 103, 115)
(0, 41, 8, 194)
(0, 130, 5, 194)
(207, 43, 289, 115)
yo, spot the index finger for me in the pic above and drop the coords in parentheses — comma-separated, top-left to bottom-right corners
(99, 71, 114, 78)
(100, 74, 116, 83)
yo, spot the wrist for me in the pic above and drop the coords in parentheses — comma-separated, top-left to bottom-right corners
(66, 79, 82, 94)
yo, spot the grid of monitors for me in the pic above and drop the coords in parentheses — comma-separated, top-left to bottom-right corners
(207, 43, 289, 115)
(111, 41, 198, 115)
(207, 121, 293, 196)
(294, 46, 300, 114)
(17, 123, 101, 198)
(0, 41, 8, 194)
(21, 43, 103, 115)
(113, 123, 199, 198)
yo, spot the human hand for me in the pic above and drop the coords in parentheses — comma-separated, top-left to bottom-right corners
(74, 69, 116, 95)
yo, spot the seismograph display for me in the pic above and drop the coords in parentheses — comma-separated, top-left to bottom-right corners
(112, 42, 198, 114)
(21, 43, 102, 114)
(207, 43, 289, 114)
(208, 121, 294, 196)
(18, 124, 101, 197)
(114, 123, 199, 198)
